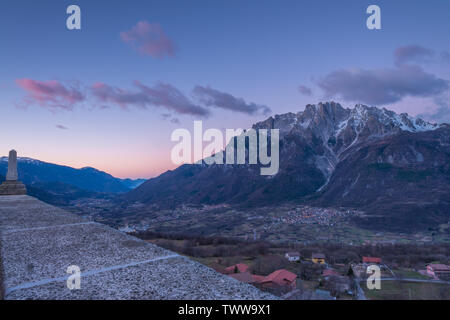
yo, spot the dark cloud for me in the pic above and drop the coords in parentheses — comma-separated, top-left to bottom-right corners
(135, 81, 210, 116)
(422, 105, 450, 124)
(193, 85, 271, 115)
(91, 81, 210, 117)
(120, 21, 175, 58)
(394, 45, 434, 66)
(15, 79, 85, 111)
(55, 124, 68, 130)
(161, 113, 180, 124)
(91, 82, 149, 109)
(298, 85, 312, 96)
(418, 98, 450, 124)
(318, 65, 449, 105)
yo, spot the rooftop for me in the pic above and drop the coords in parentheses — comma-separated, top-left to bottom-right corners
(261, 269, 297, 285)
(363, 257, 382, 264)
(322, 269, 339, 277)
(428, 264, 450, 271)
(224, 263, 250, 274)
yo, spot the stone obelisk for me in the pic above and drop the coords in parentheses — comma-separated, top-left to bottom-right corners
(0, 150, 27, 195)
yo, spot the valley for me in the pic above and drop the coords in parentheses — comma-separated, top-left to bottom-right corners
(67, 199, 450, 245)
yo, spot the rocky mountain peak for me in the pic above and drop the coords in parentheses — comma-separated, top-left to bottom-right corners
(251, 102, 442, 182)
(255, 102, 439, 144)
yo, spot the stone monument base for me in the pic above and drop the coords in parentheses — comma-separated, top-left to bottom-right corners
(0, 180, 27, 195)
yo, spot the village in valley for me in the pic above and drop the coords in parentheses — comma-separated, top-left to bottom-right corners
(134, 230, 450, 300)
(48, 195, 450, 300)
(62, 198, 450, 300)
(69, 199, 449, 246)
(212, 253, 450, 300)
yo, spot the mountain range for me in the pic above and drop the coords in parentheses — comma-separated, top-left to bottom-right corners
(2, 102, 448, 232)
(122, 102, 450, 232)
(0, 158, 145, 205)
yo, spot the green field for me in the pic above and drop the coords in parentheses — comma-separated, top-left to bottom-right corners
(393, 269, 431, 280)
(363, 280, 450, 300)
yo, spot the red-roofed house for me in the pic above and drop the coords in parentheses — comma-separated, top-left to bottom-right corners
(259, 269, 297, 289)
(427, 264, 450, 279)
(322, 269, 339, 278)
(224, 263, 249, 274)
(252, 275, 265, 283)
(229, 272, 265, 284)
(362, 257, 382, 264)
(229, 272, 255, 283)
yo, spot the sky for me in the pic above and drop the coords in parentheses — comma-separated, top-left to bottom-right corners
(0, 0, 449, 179)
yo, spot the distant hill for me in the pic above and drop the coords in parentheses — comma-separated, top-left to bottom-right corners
(25, 181, 104, 206)
(1, 171, 101, 205)
(120, 178, 147, 190)
(0, 157, 145, 194)
(122, 102, 450, 232)
(0, 158, 145, 206)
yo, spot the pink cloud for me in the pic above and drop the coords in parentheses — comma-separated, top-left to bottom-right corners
(120, 21, 175, 58)
(15, 78, 84, 111)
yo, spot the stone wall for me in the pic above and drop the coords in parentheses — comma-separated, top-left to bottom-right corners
(0, 236, 4, 300)
(0, 195, 275, 300)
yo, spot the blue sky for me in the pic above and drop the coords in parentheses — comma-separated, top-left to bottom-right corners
(0, 0, 449, 178)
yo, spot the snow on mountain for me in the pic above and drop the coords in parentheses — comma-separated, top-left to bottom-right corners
(256, 102, 439, 139)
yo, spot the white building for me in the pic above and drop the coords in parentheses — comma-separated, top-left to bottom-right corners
(285, 251, 300, 262)
(119, 225, 136, 233)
